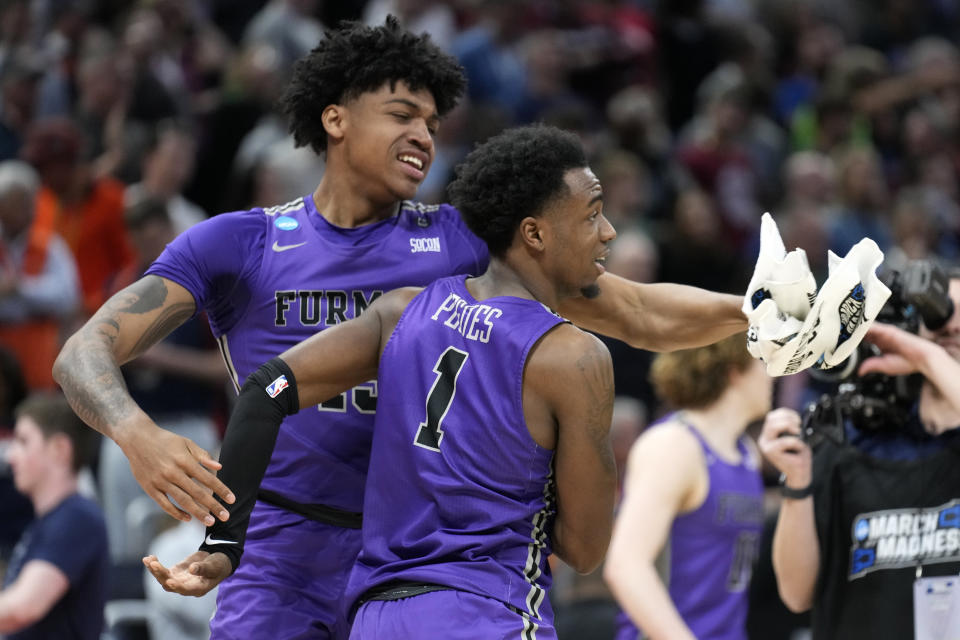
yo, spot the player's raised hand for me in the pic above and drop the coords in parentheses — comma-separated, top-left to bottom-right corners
(143, 551, 232, 596)
(118, 421, 234, 525)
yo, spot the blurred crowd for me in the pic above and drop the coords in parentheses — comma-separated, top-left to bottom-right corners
(1, 0, 959, 638)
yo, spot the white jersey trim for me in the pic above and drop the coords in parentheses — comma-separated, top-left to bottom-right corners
(262, 197, 305, 217)
(520, 460, 556, 639)
(217, 334, 241, 394)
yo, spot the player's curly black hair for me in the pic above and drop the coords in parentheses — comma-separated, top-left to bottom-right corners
(448, 125, 588, 258)
(279, 15, 466, 155)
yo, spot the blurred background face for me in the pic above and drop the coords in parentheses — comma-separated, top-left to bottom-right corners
(129, 217, 175, 265)
(6, 416, 51, 496)
(144, 131, 197, 195)
(675, 190, 720, 243)
(0, 186, 34, 239)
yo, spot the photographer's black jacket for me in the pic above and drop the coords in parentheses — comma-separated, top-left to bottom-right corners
(811, 430, 960, 639)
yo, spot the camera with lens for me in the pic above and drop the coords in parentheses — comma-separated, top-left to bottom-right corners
(803, 259, 955, 442)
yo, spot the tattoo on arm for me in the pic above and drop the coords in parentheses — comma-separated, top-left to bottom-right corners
(576, 346, 617, 476)
(57, 277, 195, 437)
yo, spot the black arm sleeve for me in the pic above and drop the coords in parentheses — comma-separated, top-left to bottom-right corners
(198, 357, 299, 572)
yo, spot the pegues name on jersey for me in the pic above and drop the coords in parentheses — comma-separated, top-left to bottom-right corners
(275, 289, 383, 327)
(430, 292, 503, 343)
(266, 375, 288, 398)
(848, 499, 960, 579)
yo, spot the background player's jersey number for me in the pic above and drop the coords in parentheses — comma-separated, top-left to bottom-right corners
(317, 381, 378, 413)
(414, 347, 469, 451)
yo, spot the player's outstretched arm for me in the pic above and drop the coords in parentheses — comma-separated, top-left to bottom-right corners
(528, 326, 616, 573)
(557, 273, 747, 352)
(604, 426, 703, 640)
(53, 275, 234, 525)
(191, 288, 419, 575)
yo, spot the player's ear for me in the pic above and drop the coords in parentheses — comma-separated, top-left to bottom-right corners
(519, 216, 545, 253)
(322, 104, 346, 142)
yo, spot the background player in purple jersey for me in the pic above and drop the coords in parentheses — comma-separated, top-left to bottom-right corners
(148, 123, 618, 639)
(54, 16, 750, 640)
(604, 334, 768, 640)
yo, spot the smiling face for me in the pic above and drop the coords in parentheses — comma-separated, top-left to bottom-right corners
(332, 81, 439, 203)
(540, 167, 617, 297)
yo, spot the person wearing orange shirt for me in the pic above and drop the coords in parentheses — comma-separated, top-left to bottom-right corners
(20, 117, 133, 316)
(0, 160, 79, 390)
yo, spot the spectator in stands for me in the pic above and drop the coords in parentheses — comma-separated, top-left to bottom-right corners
(0, 52, 43, 161)
(242, 0, 324, 71)
(0, 392, 107, 639)
(126, 122, 207, 234)
(0, 160, 79, 390)
(20, 117, 132, 317)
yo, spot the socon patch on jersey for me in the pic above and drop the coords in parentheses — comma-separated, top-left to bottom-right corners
(275, 216, 299, 231)
(266, 375, 289, 398)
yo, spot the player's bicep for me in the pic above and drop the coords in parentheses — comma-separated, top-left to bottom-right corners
(543, 331, 617, 569)
(281, 287, 419, 407)
(88, 275, 197, 363)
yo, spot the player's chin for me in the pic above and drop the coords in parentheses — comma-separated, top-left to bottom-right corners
(393, 176, 423, 199)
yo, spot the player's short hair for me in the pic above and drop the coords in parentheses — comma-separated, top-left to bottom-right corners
(447, 124, 588, 258)
(15, 392, 97, 473)
(650, 333, 753, 409)
(279, 15, 465, 155)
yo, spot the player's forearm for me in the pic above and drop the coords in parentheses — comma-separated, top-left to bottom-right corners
(634, 283, 747, 352)
(53, 325, 144, 444)
(551, 516, 611, 574)
(771, 496, 820, 612)
(604, 561, 696, 640)
(201, 357, 299, 571)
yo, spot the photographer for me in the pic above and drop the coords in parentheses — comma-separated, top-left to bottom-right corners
(759, 271, 960, 639)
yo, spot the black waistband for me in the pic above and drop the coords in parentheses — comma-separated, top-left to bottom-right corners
(359, 581, 452, 604)
(257, 489, 363, 529)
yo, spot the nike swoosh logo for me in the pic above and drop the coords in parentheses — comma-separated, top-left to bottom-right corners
(272, 240, 307, 252)
(204, 534, 237, 546)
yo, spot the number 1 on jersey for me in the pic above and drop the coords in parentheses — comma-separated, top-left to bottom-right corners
(414, 347, 469, 451)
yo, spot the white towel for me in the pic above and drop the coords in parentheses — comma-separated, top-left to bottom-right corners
(743, 214, 891, 376)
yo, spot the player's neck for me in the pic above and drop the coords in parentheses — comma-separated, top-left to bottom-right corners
(467, 258, 560, 310)
(683, 399, 751, 459)
(311, 180, 401, 228)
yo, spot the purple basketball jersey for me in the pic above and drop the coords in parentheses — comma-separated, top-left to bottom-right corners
(147, 196, 488, 511)
(617, 417, 764, 640)
(346, 275, 566, 634)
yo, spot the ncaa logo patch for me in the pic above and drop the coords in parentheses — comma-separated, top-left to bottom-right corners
(275, 216, 299, 231)
(265, 375, 289, 398)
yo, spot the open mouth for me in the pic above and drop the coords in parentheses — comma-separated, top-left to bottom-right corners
(399, 154, 424, 170)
